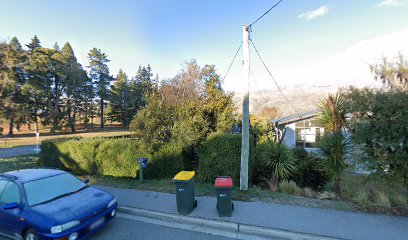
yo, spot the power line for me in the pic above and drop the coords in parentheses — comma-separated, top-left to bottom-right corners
(249, 38, 298, 113)
(222, 41, 243, 82)
(249, 69, 270, 105)
(249, 0, 286, 27)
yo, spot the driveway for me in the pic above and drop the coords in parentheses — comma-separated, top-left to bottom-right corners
(0, 145, 39, 158)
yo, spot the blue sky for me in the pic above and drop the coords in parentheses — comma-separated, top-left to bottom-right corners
(1, 0, 408, 91)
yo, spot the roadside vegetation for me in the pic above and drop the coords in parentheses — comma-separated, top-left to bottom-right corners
(3, 43, 407, 216)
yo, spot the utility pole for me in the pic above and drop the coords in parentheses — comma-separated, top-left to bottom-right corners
(240, 25, 250, 191)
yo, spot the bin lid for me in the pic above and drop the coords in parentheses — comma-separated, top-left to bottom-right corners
(173, 171, 195, 181)
(215, 176, 233, 188)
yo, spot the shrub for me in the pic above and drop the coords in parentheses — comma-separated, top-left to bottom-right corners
(146, 141, 184, 179)
(39, 137, 101, 173)
(291, 147, 328, 191)
(94, 139, 149, 177)
(303, 187, 315, 198)
(372, 190, 391, 208)
(255, 141, 296, 191)
(318, 191, 336, 200)
(40, 138, 186, 179)
(390, 193, 408, 208)
(317, 131, 351, 195)
(278, 180, 301, 195)
(197, 133, 254, 184)
(353, 190, 371, 206)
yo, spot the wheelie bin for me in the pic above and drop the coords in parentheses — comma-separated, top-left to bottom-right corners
(215, 176, 234, 217)
(172, 171, 197, 215)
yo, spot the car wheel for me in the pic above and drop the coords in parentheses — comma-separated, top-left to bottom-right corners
(25, 229, 39, 240)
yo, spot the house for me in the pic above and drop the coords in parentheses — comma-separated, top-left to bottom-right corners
(272, 109, 324, 151)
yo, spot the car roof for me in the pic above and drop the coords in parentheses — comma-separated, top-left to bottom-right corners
(1, 169, 67, 183)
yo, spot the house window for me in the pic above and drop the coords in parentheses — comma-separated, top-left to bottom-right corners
(295, 119, 324, 148)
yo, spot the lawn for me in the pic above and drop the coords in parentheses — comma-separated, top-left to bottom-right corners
(0, 127, 130, 148)
(0, 154, 39, 172)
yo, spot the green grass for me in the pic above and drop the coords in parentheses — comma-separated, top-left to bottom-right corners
(0, 127, 130, 148)
(0, 154, 39, 172)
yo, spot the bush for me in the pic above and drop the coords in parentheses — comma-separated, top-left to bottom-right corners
(146, 141, 184, 179)
(197, 133, 254, 184)
(318, 191, 336, 200)
(390, 193, 408, 208)
(278, 180, 301, 195)
(353, 190, 371, 206)
(303, 187, 315, 198)
(254, 141, 296, 191)
(94, 139, 149, 177)
(40, 138, 186, 179)
(291, 147, 328, 190)
(373, 190, 391, 208)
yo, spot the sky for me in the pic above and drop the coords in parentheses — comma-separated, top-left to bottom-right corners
(1, 0, 408, 92)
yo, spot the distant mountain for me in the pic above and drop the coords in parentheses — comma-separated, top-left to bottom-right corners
(232, 85, 338, 117)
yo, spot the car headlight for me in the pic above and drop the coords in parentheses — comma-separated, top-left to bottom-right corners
(50, 220, 80, 234)
(107, 197, 117, 209)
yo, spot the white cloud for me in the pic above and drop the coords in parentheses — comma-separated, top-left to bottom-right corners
(280, 29, 408, 88)
(298, 6, 329, 20)
(378, 0, 405, 6)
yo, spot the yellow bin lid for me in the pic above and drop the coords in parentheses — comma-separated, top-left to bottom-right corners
(173, 171, 195, 181)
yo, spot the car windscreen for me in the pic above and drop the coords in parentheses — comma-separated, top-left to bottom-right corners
(24, 173, 86, 206)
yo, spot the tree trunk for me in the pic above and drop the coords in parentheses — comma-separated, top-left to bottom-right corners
(84, 99, 89, 129)
(34, 116, 39, 133)
(100, 98, 104, 128)
(34, 96, 39, 133)
(8, 116, 14, 135)
(71, 110, 76, 133)
(334, 178, 341, 195)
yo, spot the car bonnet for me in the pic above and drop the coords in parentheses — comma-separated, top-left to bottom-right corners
(30, 186, 114, 224)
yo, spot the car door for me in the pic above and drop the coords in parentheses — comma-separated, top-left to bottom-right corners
(0, 181, 23, 238)
(0, 180, 9, 236)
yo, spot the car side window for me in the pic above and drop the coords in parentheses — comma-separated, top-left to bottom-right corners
(0, 180, 7, 197)
(0, 182, 21, 204)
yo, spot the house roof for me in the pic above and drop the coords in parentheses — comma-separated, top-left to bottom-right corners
(272, 109, 320, 126)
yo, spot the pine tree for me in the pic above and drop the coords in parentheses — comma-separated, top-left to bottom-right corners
(0, 37, 28, 135)
(87, 48, 112, 128)
(61, 42, 86, 132)
(26, 35, 41, 52)
(53, 42, 60, 52)
(108, 69, 131, 126)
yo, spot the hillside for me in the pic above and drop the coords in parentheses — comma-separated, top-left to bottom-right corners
(232, 85, 337, 117)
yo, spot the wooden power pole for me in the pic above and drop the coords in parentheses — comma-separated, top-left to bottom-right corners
(240, 26, 250, 191)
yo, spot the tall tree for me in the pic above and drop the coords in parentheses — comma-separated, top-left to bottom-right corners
(60, 42, 86, 132)
(87, 48, 112, 128)
(26, 35, 41, 52)
(128, 65, 157, 120)
(0, 38, 28, 135)
(317, 93, 350, 195)
(23, 36, 45, 132)
(108, 69, 131, 126)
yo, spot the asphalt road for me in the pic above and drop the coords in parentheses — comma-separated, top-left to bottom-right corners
(0, 213, 271, 240)
(89, 214, 240, 240)
(0, 145, 38, 158)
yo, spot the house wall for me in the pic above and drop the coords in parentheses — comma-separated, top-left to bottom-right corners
(284, 123, 296, 148)
(282, 122, 320, 152)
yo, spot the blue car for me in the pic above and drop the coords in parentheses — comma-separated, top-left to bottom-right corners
(0, 169, 118, 240)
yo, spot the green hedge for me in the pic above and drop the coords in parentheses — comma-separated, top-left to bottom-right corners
(146, 141, 184, 179)
(197, 133, 254, 184)
(40, 138, 149, 178)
